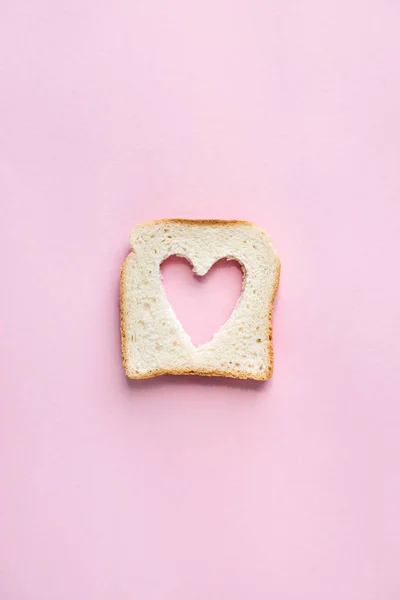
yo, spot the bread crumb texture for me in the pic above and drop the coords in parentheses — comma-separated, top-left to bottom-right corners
(120, 219, 280, 380)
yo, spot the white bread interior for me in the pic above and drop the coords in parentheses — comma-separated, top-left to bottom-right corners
(120, 219, 280, 380)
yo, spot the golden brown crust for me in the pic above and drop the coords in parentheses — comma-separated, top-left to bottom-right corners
(120, 254, 130, 378)
(134, 218, 253, 229)
(264, 259, 281, 379)
(120, 219, 280, 381)
(123, 368, 269, 381)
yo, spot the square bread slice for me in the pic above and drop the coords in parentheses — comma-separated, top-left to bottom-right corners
(120, 219, 280, 380)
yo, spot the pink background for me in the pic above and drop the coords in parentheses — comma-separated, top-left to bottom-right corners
(1, 1, 400, 598)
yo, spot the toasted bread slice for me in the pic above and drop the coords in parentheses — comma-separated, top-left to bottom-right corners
(120, 219, 280, 380)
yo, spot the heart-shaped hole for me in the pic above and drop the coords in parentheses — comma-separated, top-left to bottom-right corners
(161, 256, 243, 347)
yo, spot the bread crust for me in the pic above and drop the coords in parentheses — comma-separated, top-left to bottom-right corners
(133, 218, 253, 229)
(120, 219, 280, 381)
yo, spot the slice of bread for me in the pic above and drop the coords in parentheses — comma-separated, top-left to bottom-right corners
(120, 219, 280, 380)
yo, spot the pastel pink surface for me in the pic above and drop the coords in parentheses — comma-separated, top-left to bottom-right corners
(1, 1, 400, 599)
